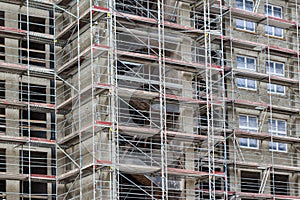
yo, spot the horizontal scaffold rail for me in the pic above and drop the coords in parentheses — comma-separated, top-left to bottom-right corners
(0, 98, 54, 112)
(0, 26, 54, 44)
(230, 68, 299, 87)
(118, 164, 225, 178)
(208, 158, 300, 172)
(0, 172, 55, 182)
(58, 160, 112, 183)
(204, 189, 300, 200)
(0, 0, 54, 10)
(234, 129, 300, 144)
(220, 36, 299, 57)
(0, 135, 55, 147)
(226, 98, 300, 114)
(119, 125, 224, 142)
(0, 61, 55, 79)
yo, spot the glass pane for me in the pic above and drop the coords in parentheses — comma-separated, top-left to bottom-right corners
(239, 115, 247, 127)
(269, 62, 274, 72)
(275, 63, 284, 75)
(277, 85, 284, 93)
(266, 62, 270, 73)
(267, 83, 275, 92)
(275, 27, 283, 37)
(236, 0, 243, 9)
(245, 0, 253, 11)
(268, 119, 276, 131)
(267, 5, 272, 16)
(273, 7, 282, 18)
(237, 56, 245, 68)
(249, 117, 257, 128)
(268, 119, 272, 132)
(247, 79, 256, 89)
(278, 143, 286, 151)
(236, 19, 245, 29)
(247, 58, 255, 70)
(269, 142, 276, 150)
(265, 25, 273, 35)
(240, 138, 248, 147)
(249, 139, 257, 147)
(246, 21, 254, 31)
(278, 121, 286, 132)
(237, 78, 246, 87)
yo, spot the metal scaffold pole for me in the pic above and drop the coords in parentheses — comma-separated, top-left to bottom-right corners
(109, 0, 119, 199)
(158, 0, 168, 199)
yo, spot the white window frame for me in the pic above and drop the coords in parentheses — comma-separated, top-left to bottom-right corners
(266, 61, 285, 95)
(268, 119, 287, 152)
(266, 61, 284, 76)
(264, 4, 283, 38)
(237, 56, 256, 71)
(239, 115, 259, 149)
(235, 0, 255, 32)
(265, 4, 282, 18)
(267, 83, 285, 95)
(236, 0, 254, 11)
(237, 78, 257, 90)
(237, 56, 257, 90)
(236, 19, 255, 32)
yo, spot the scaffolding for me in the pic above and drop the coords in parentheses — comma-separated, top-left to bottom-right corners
(53, 0, 300, 199)
(0, 0, 297, 199)
(0, 0, 57, 199)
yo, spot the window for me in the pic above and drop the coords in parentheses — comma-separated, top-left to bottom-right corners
(237, 56, 256, 70)
(237, 56, 257, 90)
(239, 115, 258, 148)
(19, 41, 46, 67)
(19, 83, 47, 103)
(271, 174, 289, 195)
(20, 111, 47, 139)
(236, 0, 255, 31)
(19, 14, 45, 33)
(241, 171, 260, 193)
(266, 61, 284, 76)
(269, 119, 287, 152)
(264, 4, 283, 37)
(0, 149, 5, 195)
(266, 61, 285, 94)
(237, 78, 256, 89)
(236, 0, 253, 11)
(267, 84, 285, 94)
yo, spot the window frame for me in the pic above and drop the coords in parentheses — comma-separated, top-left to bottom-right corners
(266, 61, 285, 95)
(236, 56, 257, 90)
(236, 0, 254, 11)
(267, 83, 285, 95)
(239, 115, 259, 149)
(264, 4, 282, 18)
(237, 78, 257, 90)
(235, 0, 255, 32)
(268, 119, 287, 152)
(264, 4, 283, 38)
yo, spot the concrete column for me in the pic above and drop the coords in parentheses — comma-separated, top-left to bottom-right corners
(180, 72, 195, 200)
(5, 9, 19, 64)
(6, 145, 19, 200)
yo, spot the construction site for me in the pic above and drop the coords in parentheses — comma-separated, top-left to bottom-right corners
(0, 0, 298, 199)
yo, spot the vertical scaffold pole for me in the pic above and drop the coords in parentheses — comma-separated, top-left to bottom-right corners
(158, 0, 168, 199)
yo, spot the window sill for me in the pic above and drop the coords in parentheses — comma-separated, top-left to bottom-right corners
(234, 28, 257, 35)
(240, 146, 260, 150)
(267, 92, 286, 96)
(237, 86, 257, 91)
(262, 33, 285, 41)
(269, 149, 288, 153)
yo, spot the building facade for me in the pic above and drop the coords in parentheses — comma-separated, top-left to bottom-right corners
(0, 0, 298, 199)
